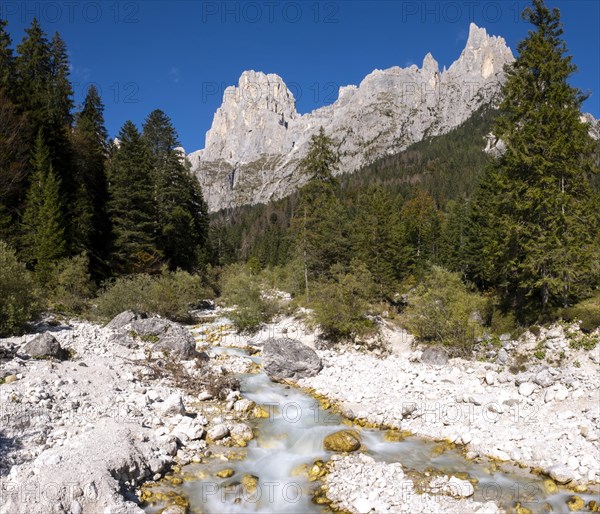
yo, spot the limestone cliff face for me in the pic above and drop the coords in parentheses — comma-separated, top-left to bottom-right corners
(189, 23, 515, 212)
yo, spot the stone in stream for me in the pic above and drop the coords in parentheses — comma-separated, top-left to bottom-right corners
(261, 337, 322, 380)
(323, 430, 361, 452)
(20, 332, 68, 360)
(548, 464, 575, 484)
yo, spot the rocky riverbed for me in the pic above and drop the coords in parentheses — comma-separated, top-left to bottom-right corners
(1, 312, 599, 514)
(299, 324, 600, 489)
(0, 314, 252, 514)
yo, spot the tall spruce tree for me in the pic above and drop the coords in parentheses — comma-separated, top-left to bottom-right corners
(352, 186, 405, 299)
(20, 132, 67, 280)
(107, 121, 161, 273)
(15, 19, 52, 131)
(0, 90, 31, 242)
(400, 191, 441, 272)
(71, 86, 109, 270)
(467, 0, 600, 317)
(0, 18, 15, 96)
(142, 109, 209, 270)
(292, 127, 349, 299)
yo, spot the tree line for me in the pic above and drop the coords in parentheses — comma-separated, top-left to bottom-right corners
(0, 17, 210, 285)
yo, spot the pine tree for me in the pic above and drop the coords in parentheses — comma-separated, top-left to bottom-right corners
(352, 186, 405, 298)
(467, 0, 600, 317)
(400, 190, 442, 272)
(71, 85, 109, 270)
(0, 18, 15, 96)
(142, 109, 209, 271)
(439, 196, 470, 274)
(107, 121, 161, 273)
(20, 132, 67, 281)
(0, 90, 31, 242)
(15, 19, 52, 131)
(291, 127, 349, 299)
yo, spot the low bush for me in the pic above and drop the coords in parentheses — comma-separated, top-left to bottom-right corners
(0, 241, 41, 336)
(311, 262, 376, 342)
(403, 265, 486, 353)
(561, 292, 600, 332)
(95, 268, 209, 322)
(47, 253, 96, 314)
(219, 264, 277, 333)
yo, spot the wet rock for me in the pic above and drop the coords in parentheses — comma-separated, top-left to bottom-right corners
(323, 430, 361, 452)
(262, 337, 322, 380)
(233, 399, 255, 414)
(229, 423, 253, 444)
(420, 346, 449, 366)
(445, 476, 475, 498)
(241, 474, 259, 495)
(215, 468, 235, 478)
(20, 333, 68, 360)
(566, 495, 585, 511)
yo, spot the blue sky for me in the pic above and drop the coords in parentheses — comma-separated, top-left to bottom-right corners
(2, 0, 599, 151)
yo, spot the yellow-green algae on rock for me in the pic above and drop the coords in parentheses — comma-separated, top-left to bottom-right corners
(323, 430, 361, 452)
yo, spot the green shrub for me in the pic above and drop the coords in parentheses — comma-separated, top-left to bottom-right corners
(0, 241, 41, 336)
(220, 264, 277, 333)
(561, 292, 600, 332)
(95, 268, 209, 322)
(48, 254, 96, 314)
(312, 262, 376, 342)
(403, 266, 485, 353)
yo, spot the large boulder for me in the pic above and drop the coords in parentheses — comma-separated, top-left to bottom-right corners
(113, 317, 198, 358)
(20, 333, 68, 360)
(105, 310, 139, 331)
(261, 337, 322, 380)
(420, 346, 449, 366)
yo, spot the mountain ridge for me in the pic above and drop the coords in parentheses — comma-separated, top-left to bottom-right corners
(188, 23, 515, 211)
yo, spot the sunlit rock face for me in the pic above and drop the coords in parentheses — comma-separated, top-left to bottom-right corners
(189, 23, 515, 212)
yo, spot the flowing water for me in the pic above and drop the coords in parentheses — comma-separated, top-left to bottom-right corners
(148, 331, 600, 514)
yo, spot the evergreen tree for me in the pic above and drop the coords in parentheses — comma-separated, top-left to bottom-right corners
(467, 0, 600, 317)
(352, 186, 405, 298)
(400, 190, 441, 272)
(48, 32, 73, 127)
(107, 121, 161, 273)
(0, 90, 31, 242)
(142, 109, 209, 270)
(20, 132, 67, 280)
(15, 18, 52, 131)
(0, 18, 15, 96)
(71, 85, 109, 270)
(291, 127, 349, 299)
(439, 196, 470, 274)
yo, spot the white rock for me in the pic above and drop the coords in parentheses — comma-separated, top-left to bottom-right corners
(353, 497, 373, 514)
(548, 464, 575, 484)
(518, 382, 535, 397)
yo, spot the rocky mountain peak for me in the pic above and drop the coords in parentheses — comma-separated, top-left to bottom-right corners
(190, 23, 515, 211)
